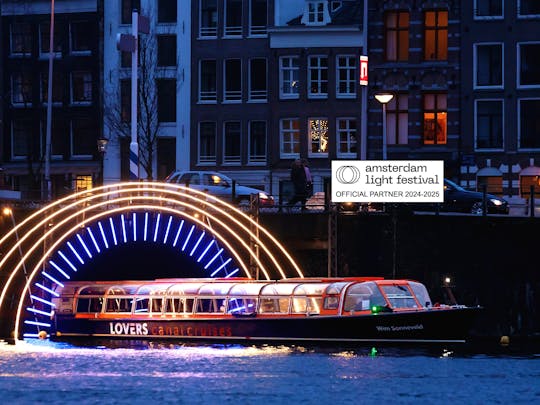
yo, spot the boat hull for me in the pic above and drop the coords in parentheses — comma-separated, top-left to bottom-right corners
(51, 307, 481, 344)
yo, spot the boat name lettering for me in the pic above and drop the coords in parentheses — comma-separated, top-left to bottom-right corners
(150, 325, 233, 337)
(109, 322, 149, 335)
(376, 324, 424, 332)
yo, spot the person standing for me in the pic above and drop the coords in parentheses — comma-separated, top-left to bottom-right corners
(288, 159, 309, 210)
(302, 158, 313, 198)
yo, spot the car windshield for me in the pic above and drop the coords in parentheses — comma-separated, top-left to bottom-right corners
(444, 179, 465, 191)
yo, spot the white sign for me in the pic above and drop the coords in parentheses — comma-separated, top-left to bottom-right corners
(331, 160, 444, 203)
(359, 55, 368, 86)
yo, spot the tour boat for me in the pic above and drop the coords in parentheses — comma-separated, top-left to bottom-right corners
(48, 277, 481, 345)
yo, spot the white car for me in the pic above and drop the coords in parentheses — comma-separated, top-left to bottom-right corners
(165, 170, 275, 207)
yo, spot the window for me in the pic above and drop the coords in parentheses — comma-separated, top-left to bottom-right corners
(224, 59, 242, 102)
(157, 79, 176, 122)
(199, 122, 217, 164)
(249, 58, 267, 101)
(199, 60, 217, 102)
(41, 71, 63, 104)
(280, 56, 299, 99)
(519, 0, 540, 17)
(70, 21, 93, 54)
(157, 35, 177, 67)
(308, 56, 328, 98)
(42, 119, 65, 158)
(11, 120, 33, 159)
(11, 72, 32, 105)
(10, 22, 32, 56)
(250, 0, 267, 36)
(249, 121, 266, 163)
(200, 0, 218, 37)
(385, 11, 409, 61)
(519, 99, 540, 149)
(225, 0, 242, 36)
(71, 119, 95, 157)
(387, 95, 408, 145)
(474, 0, 503, 18)
(39, 21, 62, 56)
(475, 100, 503, 150)
(158, 0, 177, 23)
(424, 10, 447, 61)
(308, 118, 329, 156)
(121, 0, 140, 24)
(120, 79, 131, 122)
(475, 43, 503, 87)
(280, 119, 300, 157)
(518, 43, 540, 87)
(336, 55, 356, 97)
(303, 1, 328, 25)
(223, 122, 241, 164)
(71, 72, 92, 104)
(336, 118, 357, 157)
(423, 94, 447, 145)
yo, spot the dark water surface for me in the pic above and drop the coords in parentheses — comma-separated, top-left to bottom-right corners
(0, 340, 538, 404)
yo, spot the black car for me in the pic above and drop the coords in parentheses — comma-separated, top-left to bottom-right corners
(410, 179, 509, 215)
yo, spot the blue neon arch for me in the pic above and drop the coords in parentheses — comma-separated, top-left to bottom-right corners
(23, 210, 240, 338)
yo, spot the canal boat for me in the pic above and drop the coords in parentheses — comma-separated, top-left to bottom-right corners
(48, 277, 481, 344)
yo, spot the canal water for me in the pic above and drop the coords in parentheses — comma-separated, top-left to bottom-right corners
(0, 340, 538, 404)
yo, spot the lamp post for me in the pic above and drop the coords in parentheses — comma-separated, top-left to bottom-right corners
(97, 137, 108, 185)
(374, 93, 394, 160)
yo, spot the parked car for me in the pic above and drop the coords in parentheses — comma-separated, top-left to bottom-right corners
(165, 170, 275, 207)
(408, 178, 509, 215)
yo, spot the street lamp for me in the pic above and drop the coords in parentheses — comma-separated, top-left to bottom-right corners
(375, 93, 394, 160)
(97, 137, 108, 185)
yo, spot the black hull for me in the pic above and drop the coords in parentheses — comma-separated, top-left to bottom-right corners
(51, 307, 481, 345)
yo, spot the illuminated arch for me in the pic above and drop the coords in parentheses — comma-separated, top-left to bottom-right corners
(0, 182, 304, 342)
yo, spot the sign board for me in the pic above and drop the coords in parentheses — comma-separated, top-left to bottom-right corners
(116, 33, 136, 52)
(359, 55, 368, 86)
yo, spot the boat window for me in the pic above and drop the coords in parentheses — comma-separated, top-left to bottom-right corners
(326, 282, 349, 295)
(105, 297, 132, 313)
(167, 283, 204, 295)
(198, 283, 236, 296)
(323, 296, 339, 310)
(228, 283, 268, 296)
(227, 297, 257, 314)
(408, 281, 431, 307)
(78, 286, 107, 295)
(260, 283, 297, 296)
(134, 298, 149, 313)
(343, 282, 386, 312)
(76, 297, 103, 313)
(258, 297, 289, 313)
(196, 297, 227, 313)
(294, 283, 330, 295)
(165, 297, 194, 313)
(291, 297, 323, 314)
(381, 285, 418, 309)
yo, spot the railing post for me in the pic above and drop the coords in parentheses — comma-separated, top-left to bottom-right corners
(530, 185, 535, 217)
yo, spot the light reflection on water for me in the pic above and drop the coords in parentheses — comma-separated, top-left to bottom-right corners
(0, 340, 539, 404)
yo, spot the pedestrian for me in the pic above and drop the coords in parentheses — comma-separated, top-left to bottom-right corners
(302, 158, 313, 198)
(288, 159, 309, 210)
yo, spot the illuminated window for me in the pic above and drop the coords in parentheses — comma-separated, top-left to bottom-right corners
(280, 56, 299, 99)
(76, 175, 93, 192)
(308, 118, 329, 156)
(280, 118, 300, 157)
(387, 94, 408, 145)
(424, 10, 447, 61)
(475, 43, 503, 87)
(198, 122, 217, 164)
(308, 56, 328, 98)
(223, 121, 241, 164)
(423, 94, 447, 145)
(385, 11, 409, 61)
(336, 55, 356, 97)
(475, 100, 503, 149)
(336, 118, 357, 157)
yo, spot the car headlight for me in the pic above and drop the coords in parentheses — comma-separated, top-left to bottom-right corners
(489, 198, 504, 206)
(258, 192, 270, 200)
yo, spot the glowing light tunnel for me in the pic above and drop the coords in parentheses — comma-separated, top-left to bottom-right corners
(0, 182, 304, 342)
